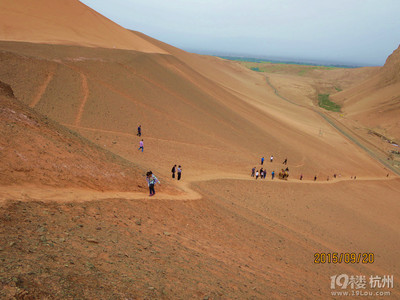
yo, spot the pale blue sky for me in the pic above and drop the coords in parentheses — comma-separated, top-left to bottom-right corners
(80, 0, 400, 66)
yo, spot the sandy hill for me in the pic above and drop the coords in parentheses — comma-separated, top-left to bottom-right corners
(332, 45, 400, 140)
(0, 40, 388, 181)
(0, 0, 166, 53)
(1, 2, 400, 299)
(0, 80, 148, 192)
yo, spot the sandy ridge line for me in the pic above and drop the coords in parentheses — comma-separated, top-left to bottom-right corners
(29, 64, 56, 108)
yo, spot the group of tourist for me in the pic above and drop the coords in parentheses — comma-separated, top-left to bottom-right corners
(252, 155, 287, 180)
(252, 156, 349, 182)
(171, 165, 182, 180)
(136, 125, 184, 196)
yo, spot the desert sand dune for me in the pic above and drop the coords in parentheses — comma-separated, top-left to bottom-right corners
(0, 1, 399, 298)
(0, 0, 166, 54)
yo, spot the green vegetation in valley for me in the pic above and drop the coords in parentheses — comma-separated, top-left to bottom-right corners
(334, 86, 343, 92)
(232, 60, 338, 76)
(218, 56, 358, 68)
(318, 94, 341, 112)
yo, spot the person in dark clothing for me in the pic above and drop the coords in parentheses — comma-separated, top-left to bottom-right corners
(177, 166, 182, 180)
(300, 174, 303, 180)
(251, 167, 256, 177)
(314, 175, 317, 181)
(137, 125, 141, 137)
(171, 165, 177, 179)
(283, 158, 287, 165)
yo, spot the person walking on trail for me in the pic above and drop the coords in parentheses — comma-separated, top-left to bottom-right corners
(300, 174, 303, 180)
(271, 170, 275, 180)
(255, 170, 259, 179)
(314, 175, 317, 181)
(270, 155, 274, 162)
(263, 170, 267, 179)
(260, 168, 264, 179)
(177, 165, 182, 180)
(171, 165, 177, 179)
(138, 139, 144, 152)
(137, 125, 142, 137)
(261, 157, 264, 165)
(146, 171, 160, 196)
(283, 158, 287, 165)
(251, 167, 256, 177)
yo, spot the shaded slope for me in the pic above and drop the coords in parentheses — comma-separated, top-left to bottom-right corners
(0, 0, 166, 53)
(0, 80, 145, 191)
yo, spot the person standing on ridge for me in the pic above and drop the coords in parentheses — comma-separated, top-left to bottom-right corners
(270, 155, 274, 162)
(138, 139, 144, 152)
(137, 125, 142, 137)
(177, 165, 182, 180)
(146, 171, 160, 196)
(171, 164, 177, 179)
(261, 157, 264, 165)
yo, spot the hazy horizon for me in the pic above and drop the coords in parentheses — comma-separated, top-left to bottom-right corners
(81, 0, 400, 66)
(186, 49, 372, 67)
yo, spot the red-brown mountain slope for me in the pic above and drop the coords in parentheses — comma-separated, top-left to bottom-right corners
(0, 80, 147, 191)
(332, 45, 400, 139)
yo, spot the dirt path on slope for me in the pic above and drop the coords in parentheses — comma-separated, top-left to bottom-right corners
(29, 64, 56, 108)
(74, 71, 89, 126)
(1, 174, 396, 205)
(264, 75, 400, 176)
